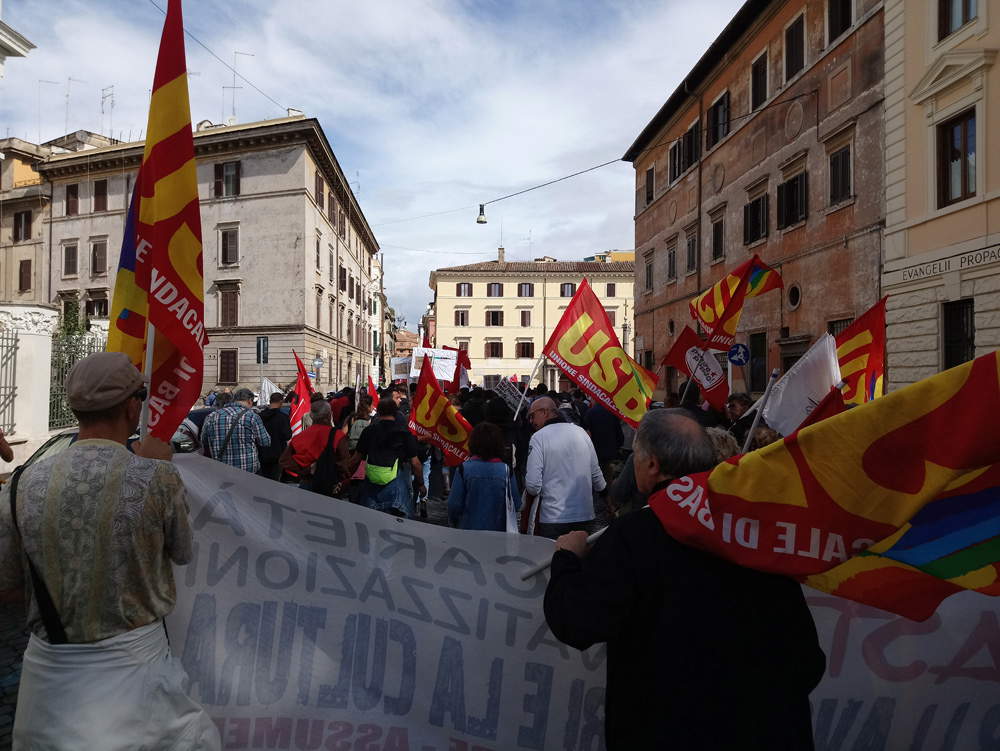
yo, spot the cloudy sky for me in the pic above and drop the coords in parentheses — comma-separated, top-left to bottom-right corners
(0, 0, 743, 328)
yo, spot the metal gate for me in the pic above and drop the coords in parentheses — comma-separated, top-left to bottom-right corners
(49, 334, 106, 430)
(0, 330, 18, 434)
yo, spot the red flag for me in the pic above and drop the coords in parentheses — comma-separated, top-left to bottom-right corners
(367, 375, 378, 405)
(835, 297, 887, 405)
(409, 356, 472, 464)
(662, 326, 729, 411)
(443, 345, 471, 394)
(118, 0, 206, 440)
(691, 255, 782, 350)
(798, 385, 846, 430)
(543, 279, 656, 427)
(422, 333, 431, 348)
(290, 350, 313, 436)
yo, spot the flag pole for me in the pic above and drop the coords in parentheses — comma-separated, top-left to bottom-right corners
(138, 322, 156, 439)
(519, 524, 612, 581)
(741, 367, 780, 453)
(513, 354, 545, 420)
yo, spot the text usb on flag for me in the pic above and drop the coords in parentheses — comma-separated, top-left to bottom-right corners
(689, 254, 782, 350)
(409, 355, 472, 465)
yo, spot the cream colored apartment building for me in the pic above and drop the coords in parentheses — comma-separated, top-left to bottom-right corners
(430, 248, 635, 389)
(882, 0, 1000, 388)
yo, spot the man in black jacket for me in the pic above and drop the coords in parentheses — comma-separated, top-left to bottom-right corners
(544, 409, 825, 750)
(258, 392, 292, 481)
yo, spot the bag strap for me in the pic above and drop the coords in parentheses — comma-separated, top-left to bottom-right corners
(217, 407, 248, 460)
(8, 468, 68, 644)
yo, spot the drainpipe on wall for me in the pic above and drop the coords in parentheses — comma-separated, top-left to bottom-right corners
(46, 178, 53, 307)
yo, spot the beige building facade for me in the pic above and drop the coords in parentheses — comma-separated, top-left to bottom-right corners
(882, 0, 1000, 387)
(0, 138, 50, 305)
(430, 248, 635, 389)
(29, 115, 382, 395)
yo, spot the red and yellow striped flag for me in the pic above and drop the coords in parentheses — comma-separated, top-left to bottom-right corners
(689, 255, 783, 349)
(109, 0, 206, 440)
(835, 297, 887, 405)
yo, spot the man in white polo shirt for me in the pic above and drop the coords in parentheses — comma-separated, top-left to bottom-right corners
(522, 396, 606, 539)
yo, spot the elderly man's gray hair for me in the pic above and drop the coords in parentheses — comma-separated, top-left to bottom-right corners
(634, 409, 717, 478)
(310, 399, 332, 421)
(233, 387, 255, 404)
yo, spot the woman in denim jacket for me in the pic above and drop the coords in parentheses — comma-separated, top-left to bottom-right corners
(448, 422, 520, 531)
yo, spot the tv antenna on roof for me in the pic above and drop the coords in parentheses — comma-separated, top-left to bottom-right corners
(227, 50, 254, 123)
(100, 85, 115, 139)
(65, 76, 87, 134)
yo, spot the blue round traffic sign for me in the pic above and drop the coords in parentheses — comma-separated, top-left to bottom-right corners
(727, 343, 750, 366)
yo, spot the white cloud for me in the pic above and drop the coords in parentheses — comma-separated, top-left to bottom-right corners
(0, 0, 743, 330)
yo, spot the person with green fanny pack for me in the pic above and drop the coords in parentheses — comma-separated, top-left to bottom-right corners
(351, 398, 425, 518)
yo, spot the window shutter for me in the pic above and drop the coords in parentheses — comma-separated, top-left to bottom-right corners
(18, 260, 31, 292)
(214, 164, 223, 197)
(799, 172, 808, 221)
(743, 203, 751, 244)
(776, 183, 786, 229)
(233, 162, 242, 196)
(762, 193, 770, 237)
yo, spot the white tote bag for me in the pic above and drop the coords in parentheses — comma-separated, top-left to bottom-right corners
(504, 465, 520, 534)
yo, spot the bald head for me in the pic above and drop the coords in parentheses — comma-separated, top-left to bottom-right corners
(527, 396, 558, 429)
(633, 409, 717, 492)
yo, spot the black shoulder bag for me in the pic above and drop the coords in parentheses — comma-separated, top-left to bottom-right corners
(8, 468, 68, 644)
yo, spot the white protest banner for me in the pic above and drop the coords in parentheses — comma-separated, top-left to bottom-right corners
(390, 357, 411, 382)
(763, 333, 841, 435)
(169, 455, 1000, 750)
(493, 377, 522, 413)
(410, 348, 458, 382)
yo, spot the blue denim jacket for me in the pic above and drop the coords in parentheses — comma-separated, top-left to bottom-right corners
(448, 459, 521, 531)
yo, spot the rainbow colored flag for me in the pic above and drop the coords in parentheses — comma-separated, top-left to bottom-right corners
(835, 297, 887, 405)
(649, 350, 1000, 621)
(689, 255, 782, 349)
(107, 0, 206, 440)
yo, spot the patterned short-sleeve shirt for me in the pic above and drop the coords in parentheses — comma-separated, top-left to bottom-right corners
(0, 439, 193, 643)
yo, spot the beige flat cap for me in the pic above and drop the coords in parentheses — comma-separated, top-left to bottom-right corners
(66, 351, 145, 412)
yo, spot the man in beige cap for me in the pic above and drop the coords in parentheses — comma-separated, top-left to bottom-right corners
(0, 351, 219, 749)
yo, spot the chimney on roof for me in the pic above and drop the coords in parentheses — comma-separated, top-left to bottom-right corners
(497, 246, 505, 264)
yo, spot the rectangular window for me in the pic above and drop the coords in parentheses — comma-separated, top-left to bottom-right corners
(668, 245, 677, 280)
(520, 309, 531, 327)
(315, 172, 325, 211)
(329, 250, 335, 282)
(743, 194, 770, 244)
(86, 298, 109, 318)
(518, 282, 534, 297)
(515, 341, 535, 358)
(316, 234, 322, 269)
(777, 172, 808, 228)
(455, 309, 469, 326)
(646, 258, 655, 290)
(214, 161, 241, 197)
(829, 0, 852, 42)
(221, 228, 239, 265)
(12, 210, 31, 242)
(686, 231, 699, 272)
(66, 183, 79, 216)
(18, 260, 31, 292)
(329, 301, 335, 334)
(63, 245, 78, 276)
(93, 179, 108, 212)
(220, 288, 239, 327)
(751, 53, 768, 111)
(645, 167, 655, 204)
(669, 141, 682, 183)
(606, 283, 616, 297)
(940, 0, 978, 40)
(349, 276, 355, 300)
(339, 266, 347, 292)
(711, 216, 725, 261)
(91, 241, 107, 275)
(487, 282, 503, 297)
(219, 349, 238, 384)
(485, 341, 503, 358)
(706, 92, 730, 149)
(749, 332, 767, 393)
(458, 341, 469, 352)
(827, 317, 854, 337)
(486, 310, 504, 326)
(785, 15, 805, 80)
(316, 293, 323, 329)
(456, 282, 472, 297)
(829, 146, 852, 205)
(943, 299, 975, 368)
(560, 282, 576, 298)
(605, 309, 617, 328)
(938, 109, 976, 207)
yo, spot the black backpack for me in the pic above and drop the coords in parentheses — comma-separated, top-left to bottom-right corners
(311, 429, 346, 497)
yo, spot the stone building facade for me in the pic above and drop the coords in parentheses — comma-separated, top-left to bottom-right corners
(0, 138, 50, 305)
(882, 0, 1000, 388)
(625, 0, 885, 395)
(430, 248, 635, 388)
(32, 115, 381, 395)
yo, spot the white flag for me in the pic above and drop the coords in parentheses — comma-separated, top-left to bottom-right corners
(762, 333, 841, 436)
(260, 376, 282, 403)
